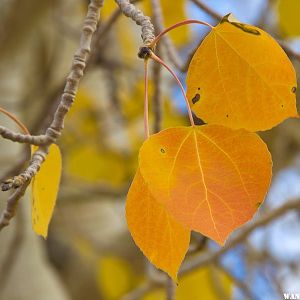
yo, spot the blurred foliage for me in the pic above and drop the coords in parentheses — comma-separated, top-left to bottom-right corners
(97, 256, 141, 299)
(143, 267, 232, 300)
(277, 0, 300, 37)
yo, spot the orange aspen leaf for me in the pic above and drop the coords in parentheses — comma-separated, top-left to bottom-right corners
(186, 15, 298, 132)
(31, 144, 62, 238)
(138, 125, 272, 245)
(126, 169, 190, 280)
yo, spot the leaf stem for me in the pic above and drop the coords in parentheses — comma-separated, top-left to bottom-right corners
(0, 107, 30, 135)
(150, 19, 214, 47)
(144, 59, 150, 139)
(150, 52, 195, 126)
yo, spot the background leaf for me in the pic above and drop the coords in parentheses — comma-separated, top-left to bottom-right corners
(143, 266, 232, 300)
(31, 144, 62, 238)
(278, 0, 300, 37)
(96, 256, 139, 300)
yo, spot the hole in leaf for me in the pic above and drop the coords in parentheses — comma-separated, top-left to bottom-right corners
(160, 148, 166, 154)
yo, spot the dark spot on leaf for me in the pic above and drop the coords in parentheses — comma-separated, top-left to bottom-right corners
(198, 87, 201, 91)
(192, 93, 200, 104)
(256, 202, 262, 208)
(281, 104, 284, 108)
(226, 114, 229, 118)
(160, 148, 166, 154)
(292, 87, 297, 93)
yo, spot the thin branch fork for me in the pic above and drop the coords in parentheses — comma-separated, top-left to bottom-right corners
(180, 197, 300, 274)
(0, 0, 104, 230)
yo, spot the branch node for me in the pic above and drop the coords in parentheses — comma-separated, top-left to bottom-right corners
(1, 175, 26, 191)
(138, 46, 153, 59)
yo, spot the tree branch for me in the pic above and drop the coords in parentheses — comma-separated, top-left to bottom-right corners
(180, 198, 300, 274)
(113, 0, 155, 46)
(0, 0, 104, 231)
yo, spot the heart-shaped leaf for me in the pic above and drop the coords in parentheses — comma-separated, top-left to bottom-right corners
(186, 16, 297, 132)
(139, 125, 272, 245)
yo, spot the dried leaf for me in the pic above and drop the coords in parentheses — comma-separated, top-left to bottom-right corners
(139, 125, 272, 245)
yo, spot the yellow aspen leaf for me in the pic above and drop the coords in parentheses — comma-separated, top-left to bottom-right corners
(31, 144, 62, 238)
(278, 0, 300, 37)
(96, 256, 139, 299)
(126, 169, 190, 281)
(66, 146, 128, 186)
(186, 15, 298, 132)
(139, 125, 272, 245)
(143, 0, 189, 45)
(143, 266, 232, 300)
(100, 0, 118, 20)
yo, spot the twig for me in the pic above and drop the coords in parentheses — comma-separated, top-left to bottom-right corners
(123, 198, 300, 299)
(0, 205, 24, 294)
(96, 0, 142, 41)
(190, 0, 300, 63)
(215, 263, 252, 300)
(0, 184, 28, 230)
(151, 45, 163, 133)
(189, 0, 222, 21)
(166, 276, 176, 300)
(150, 0, 184, 71)
(151, 0, 163, 134)
(0, 0, 104, 231)
(121, 281, 156, 300)
(113, 0, 155, 46)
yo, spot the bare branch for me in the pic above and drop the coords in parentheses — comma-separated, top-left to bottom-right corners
(180, 198, 300, 275)
(0, 126, 50, 145)
(189, 0, 222, 21)
(0, 183, 29, 230)
(150, 0, 184, 71)
(114, 0, 155, 46)
(166, 276, 176, 300)
(0, 0, 104, 231)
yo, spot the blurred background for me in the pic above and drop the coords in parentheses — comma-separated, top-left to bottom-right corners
(0, 0, 300, 299)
